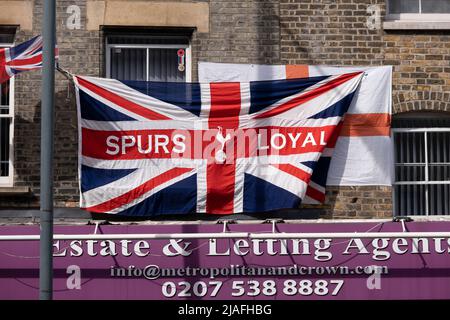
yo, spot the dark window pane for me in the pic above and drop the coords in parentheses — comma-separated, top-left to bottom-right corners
(422, 0, 450, 13)
(427, 132, 450, 164)
(389, 0, 420, 13)
(0, 117, 10, 177)
(0, 80, 10, 108)
(393, 112, 450, 216)
(0, 26, 16, 43)
(108, 44, 187, 82)
(395, 165, 426, 182)
(107, 35, 189, 45)
(429, 164, 450, 181)
(395, 184, 427, 216)
(392, 112, 450, 127)
(394, 132, 425, 164)
(110, 48, 147, 81)
(148, 48, 186, 82)
(429, 184, 450, 215)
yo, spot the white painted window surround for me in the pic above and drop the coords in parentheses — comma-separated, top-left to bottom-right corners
(0, 43, 14, 187)
(105, 35, 192, 83)
(392, 113, 450, 216)
(384, 0, 450, 30)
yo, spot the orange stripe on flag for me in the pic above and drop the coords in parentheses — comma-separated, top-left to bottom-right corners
(340, 113, 391, 137)
(286, 65, 309, 79)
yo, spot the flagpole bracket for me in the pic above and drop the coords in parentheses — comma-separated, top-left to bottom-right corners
(263, 219, 284, 233)
(392, 216, 413, 223)
(56, 64, 74, 82)
(87, 220, 110, 234)
(217, 219, 236, 233)
(392, 216, 413, 232)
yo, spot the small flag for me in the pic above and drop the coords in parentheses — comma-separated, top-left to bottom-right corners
(0, 35, 58, 84)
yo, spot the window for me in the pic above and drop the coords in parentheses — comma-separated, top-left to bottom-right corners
(386, 0, 450, 20)
(0, 37, 14, 187)
(392, 112, 450, 216)
(105, 32, 192, 82)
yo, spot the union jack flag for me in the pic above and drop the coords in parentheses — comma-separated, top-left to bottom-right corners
(75, 72, 363, 216)
(0, 35, 57, 84)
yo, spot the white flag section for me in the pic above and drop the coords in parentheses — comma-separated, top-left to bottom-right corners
(199, 62, 393, 186)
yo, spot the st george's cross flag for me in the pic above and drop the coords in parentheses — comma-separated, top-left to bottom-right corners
(0, 35, 56, 84)
(74, 72, 363, 216)
(199, 62, 394, 195)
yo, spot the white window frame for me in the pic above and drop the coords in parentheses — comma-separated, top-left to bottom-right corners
(0, 43, 14, 187)
(386, 0, 450, 21)
(105, 43, 192, 82)
(392, 127, 450, 216)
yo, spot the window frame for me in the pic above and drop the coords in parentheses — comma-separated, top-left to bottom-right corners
(386, 0, 450, 21)
(0, 42, 14, 187)
(392, 127, 450, 217)
(105, 42, 192, 82)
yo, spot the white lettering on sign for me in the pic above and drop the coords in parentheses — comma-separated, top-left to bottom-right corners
(52, 237, 450, 261)
(53, 240, 152, 257)
(343, 239, 370, 255)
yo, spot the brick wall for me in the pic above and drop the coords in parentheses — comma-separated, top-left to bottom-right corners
(2, 0, 98, 208)
(192, 0, 280, 79)
(279, 0, 392, 218)
(280, 0, 385, 66)
(1, 0, 449, 219)
(386, 31, 450, 114)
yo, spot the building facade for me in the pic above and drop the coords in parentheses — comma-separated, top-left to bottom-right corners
(0, 0, 449, 220)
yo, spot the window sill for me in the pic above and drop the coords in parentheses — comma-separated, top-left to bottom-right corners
(0, 186, 31, 196)
(383, 20, 450, 30)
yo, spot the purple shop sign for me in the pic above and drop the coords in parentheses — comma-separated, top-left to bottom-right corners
(1, 221, 450, 300)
